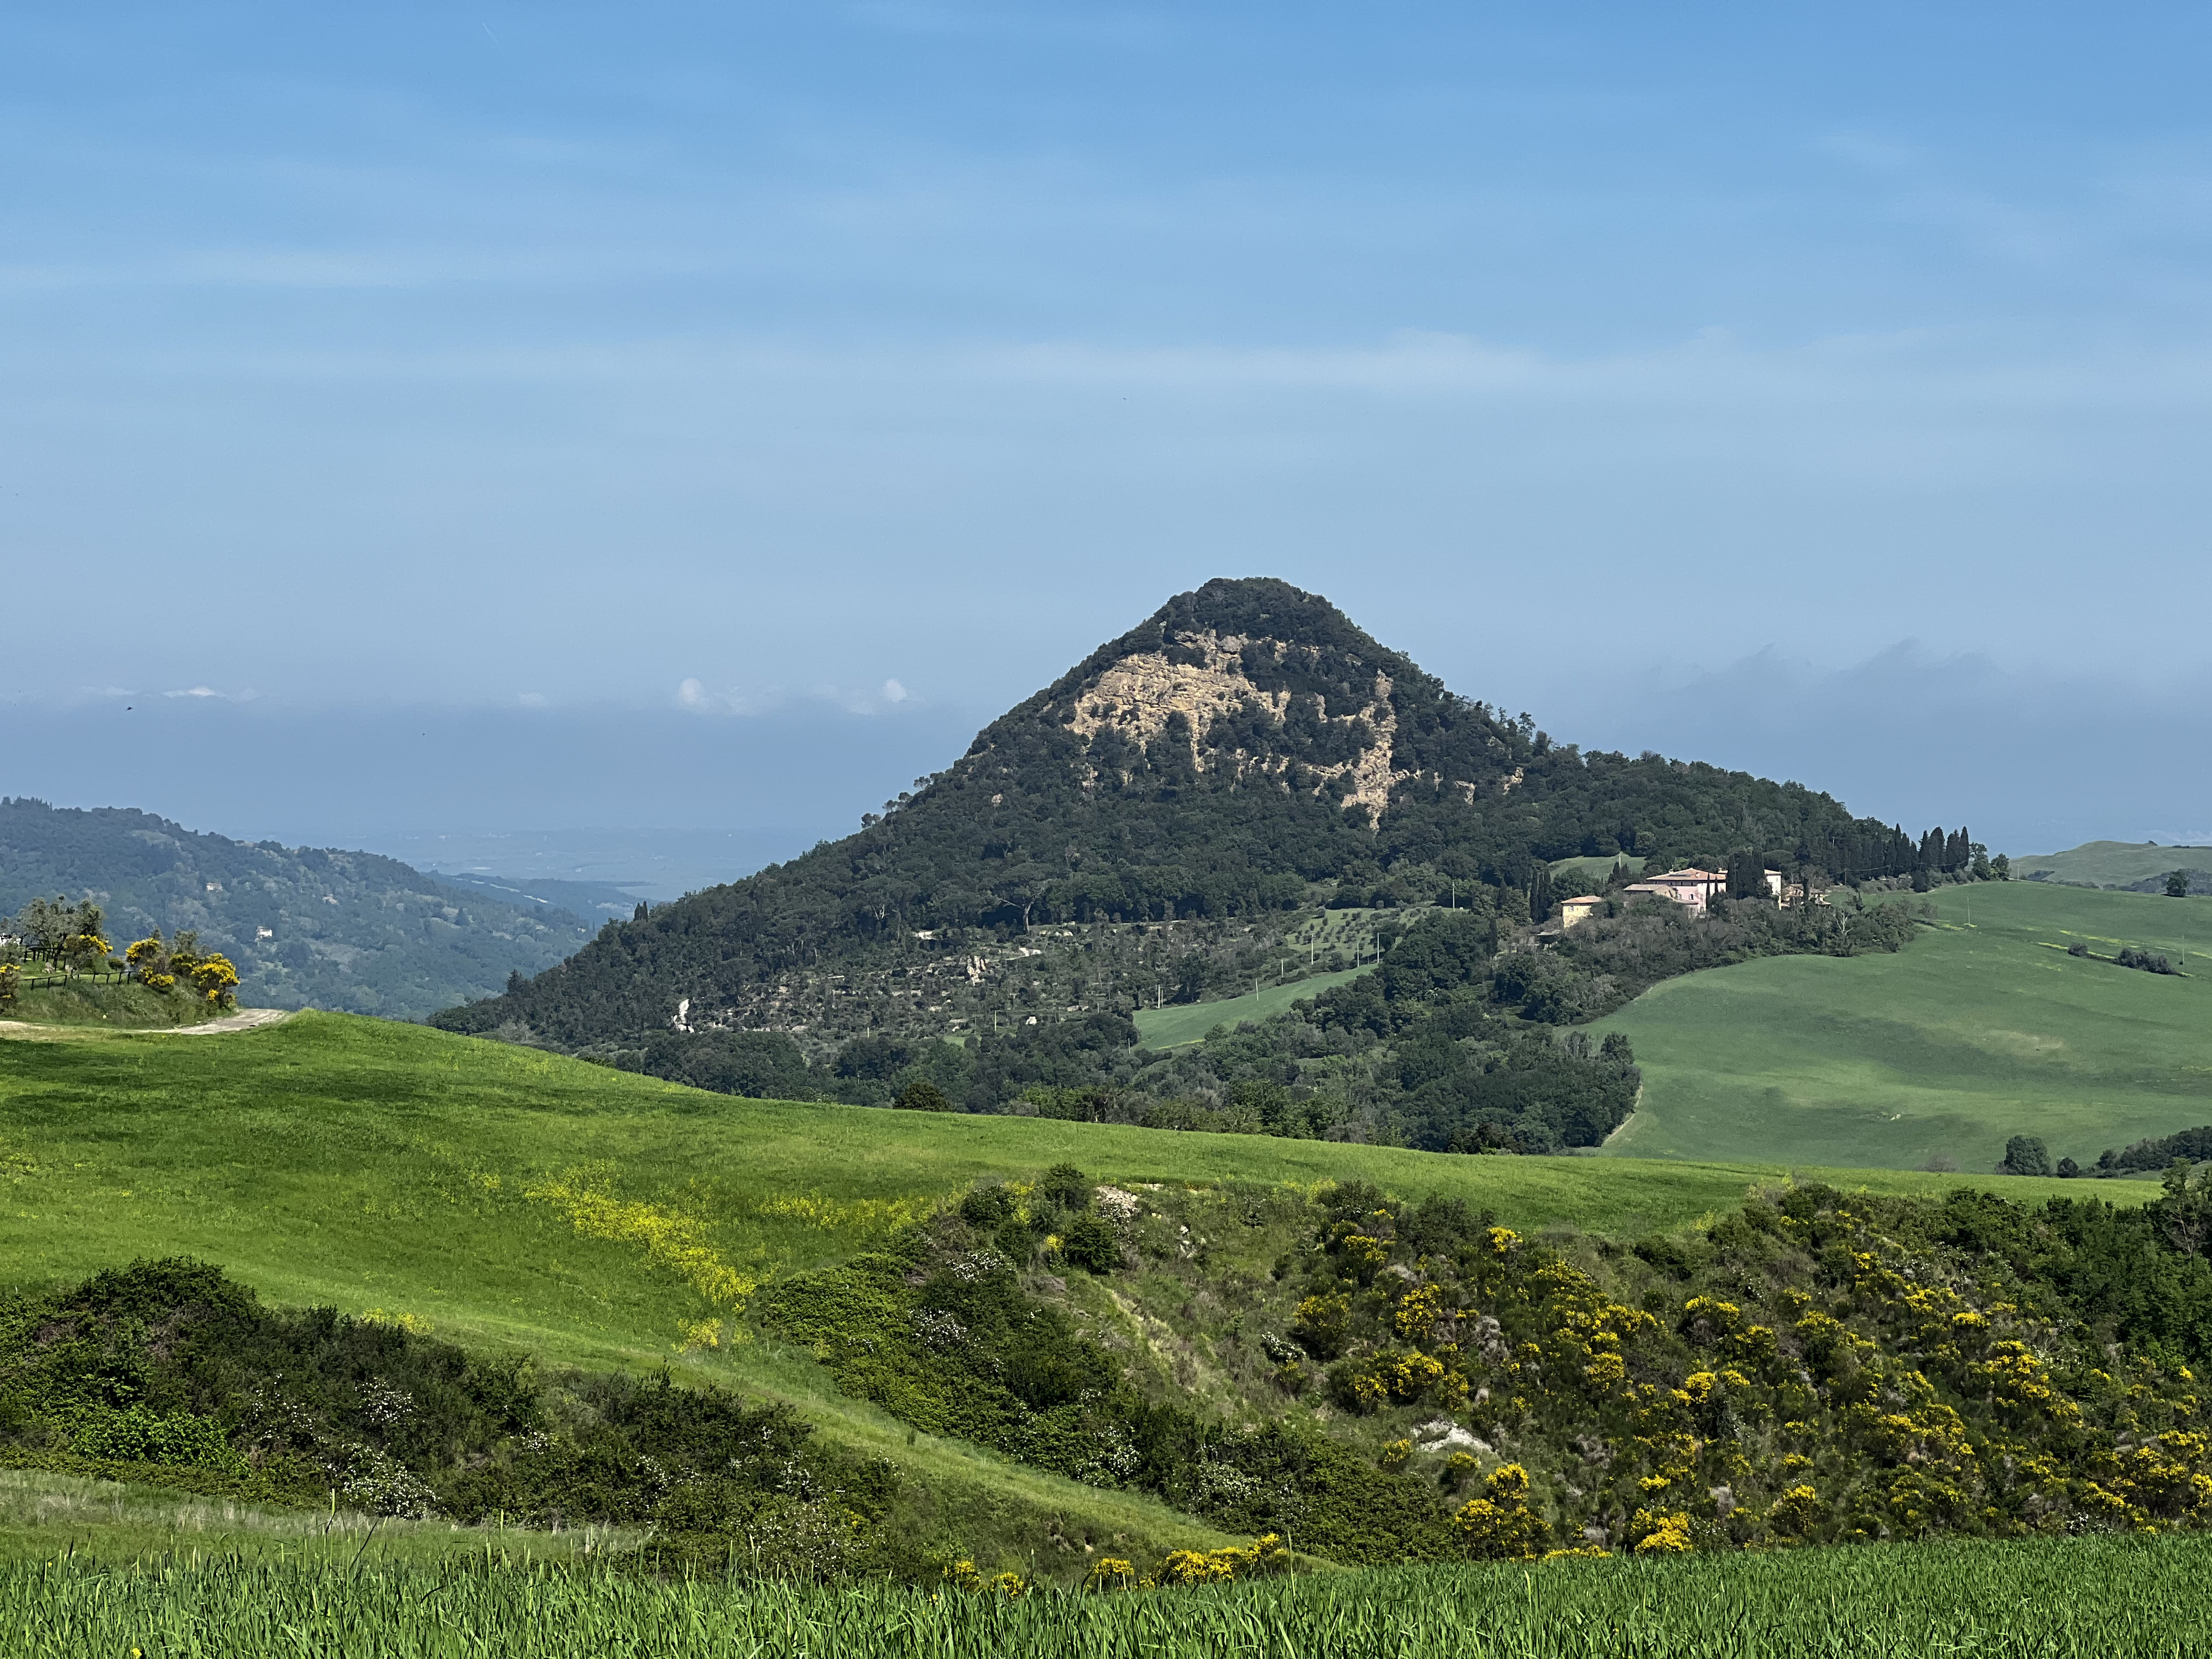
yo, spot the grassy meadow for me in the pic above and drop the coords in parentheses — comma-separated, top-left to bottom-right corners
(0, 1011, 2095, 1361)
(9, 1534, 2209, 1657)
(1132, 967, 1368, 1048)
(1548, 853, 1644, 888)
(2012, 840, 2212, 887)
(0, 1010, 2103, 1550)
(1597, 880, 2212, 1171)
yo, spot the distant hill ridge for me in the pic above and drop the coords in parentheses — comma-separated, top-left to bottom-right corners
(2015, 840, 2212, 896)
(0, 798, 589, 1020)
(439, 577, 1943, 1050)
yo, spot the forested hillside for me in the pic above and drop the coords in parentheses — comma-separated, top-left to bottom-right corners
(0, 799, 588, 1019)
(435, 578, 1964, 1149)
(443, 580, 1933, 1036)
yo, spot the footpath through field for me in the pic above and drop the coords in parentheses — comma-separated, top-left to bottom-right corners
(0, 1006, 292, 1041)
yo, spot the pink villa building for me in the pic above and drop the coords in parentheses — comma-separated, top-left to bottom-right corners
(1623, 867, 1726, 910)
(1619, 866, 1785, 911)
(1561, 865, 1787, 926)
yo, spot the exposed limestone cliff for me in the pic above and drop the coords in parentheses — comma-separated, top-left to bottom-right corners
(1061, 628, 1412, 819)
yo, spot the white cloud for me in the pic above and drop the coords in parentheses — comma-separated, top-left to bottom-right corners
(165, 686, 221, 698)
(677, 675, 917, 717)
(675, 677, 785, 716)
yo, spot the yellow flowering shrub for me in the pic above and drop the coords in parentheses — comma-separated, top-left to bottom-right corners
(1084, 1556, 1136, 1590)
(1154, 1535, 1287, 1584)
(1632, 1511, 1695, 1554)
(1336, 1233, 1391, 1280)
(1391, 1353, 1446, 1400)
(1453, 1464, 1552, 1560)
(1292, 1292, 1353, 1359)
(189, 953, 239, 1006)
(945, 1559, 1027, 1597)
(1766, 1483, 1822, 1538)
(1395, 1284, 1442, 1342)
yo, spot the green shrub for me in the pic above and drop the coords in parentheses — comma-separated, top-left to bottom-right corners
(896, 1079, 954, 1112)
(1040, 1164, 1090, 1212)
(959, 1184, 1018, 1229)
(1060, 1214, 1121, 1275)
(0, 1260, 889, 1573)
(2000, 1135, 2053, 1177)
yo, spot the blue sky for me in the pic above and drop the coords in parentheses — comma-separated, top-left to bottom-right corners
(11, 3, 2212, 860)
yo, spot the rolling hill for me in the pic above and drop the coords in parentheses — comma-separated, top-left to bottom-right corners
(434, 580, 1962, 1141)
(0, 797, 591, 1020)
(1595, 880, 2212, 1172)
(0, 1011, 2119, 1577)
(2014, 839, 2212, 894)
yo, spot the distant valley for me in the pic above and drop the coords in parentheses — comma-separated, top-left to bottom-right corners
(0, 797, 592, 1021)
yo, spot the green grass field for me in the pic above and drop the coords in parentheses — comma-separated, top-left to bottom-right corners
(1133, 967, 1369, 1048)
(2013, 839, 2212, 887)
(0, 1467, 623, 1570)
(1597, 880, 2212, 1171)
(0, 1013, 2096, 1520)
(8, 1535, 2207, 1657)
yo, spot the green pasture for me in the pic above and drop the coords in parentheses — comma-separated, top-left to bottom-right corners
(0, 1010, 2119, 1562)
(1133, 967, 1368, 1048)
(1598, 880, 2212, 1172)
(0, 1015, 2088, 1352)
(2013, 839, 2212, 888)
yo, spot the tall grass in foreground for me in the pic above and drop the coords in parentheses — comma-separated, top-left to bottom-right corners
(7, 1537, 2208, 1658)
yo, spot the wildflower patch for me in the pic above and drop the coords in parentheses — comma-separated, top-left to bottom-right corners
(524, 1169, 759, 1316)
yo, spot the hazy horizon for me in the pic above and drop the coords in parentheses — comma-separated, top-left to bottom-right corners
(11, 605, 2210, 876)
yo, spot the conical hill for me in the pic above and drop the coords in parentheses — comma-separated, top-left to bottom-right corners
(435, 577, 1912, 1049)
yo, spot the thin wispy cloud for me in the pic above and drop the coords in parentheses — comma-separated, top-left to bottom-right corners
(674, 677, 916, 717)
